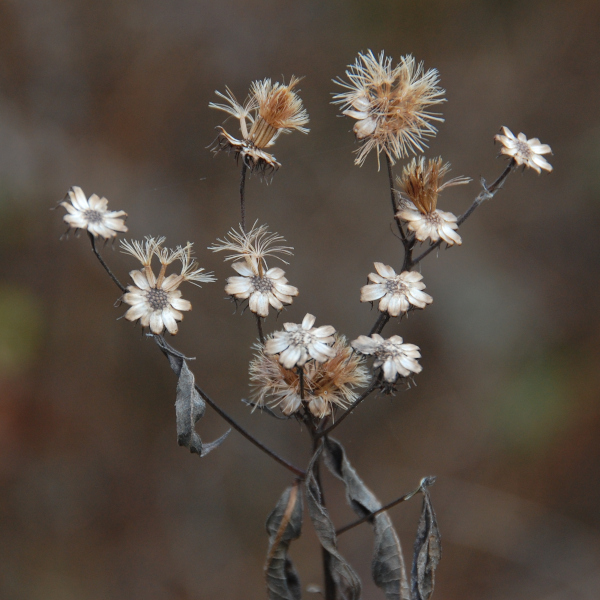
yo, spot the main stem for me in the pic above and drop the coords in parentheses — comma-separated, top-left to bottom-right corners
(240, 162, 248, 232)
(386, 154, 414, 271)
(311, 431, 336, 600)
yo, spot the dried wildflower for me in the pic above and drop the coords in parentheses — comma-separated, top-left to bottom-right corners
(121, 237, 215, 335)
(333, 50, 445, 167)
(361, 263, 432, 316)
(250, 336, 370, 417)
(494, 126, 553, 173)
(225, 262, 298, 318)
(60, 186, 127, 239)
(352, 333, 422, 383)
(210, 223, 299, 316)
(396, 157, 470, 246)
(265, 313, 336, 369)
(210, 77, 309, 173)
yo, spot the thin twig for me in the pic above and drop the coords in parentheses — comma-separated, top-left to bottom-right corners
(316, 380, 379, 438)
(256, 315, 265, 345)
(298, 366, 305, 400)
(368, 312, 390, 336)
(309, 433, 336, 600)
(240, 162, 248, 233)
(154, 335, 306, 478)
(386, 154, 414, 271)
(197, 385, 306, 478)
(88, 232, 128, 293)
(336, 482, 423, 536)
(409, 159, 517, 268)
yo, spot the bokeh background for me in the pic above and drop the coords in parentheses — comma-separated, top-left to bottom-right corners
(0, 1, 599, 598)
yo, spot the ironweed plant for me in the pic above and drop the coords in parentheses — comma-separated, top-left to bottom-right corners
(58, 50, 552, 600)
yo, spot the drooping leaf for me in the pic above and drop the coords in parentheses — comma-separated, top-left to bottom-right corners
(265, 482, 303, 600)
(324, 437, 409, 600)
(411, 477, 441, 600)
(155, 335, 230, 456)
(305, 444, 362, 600)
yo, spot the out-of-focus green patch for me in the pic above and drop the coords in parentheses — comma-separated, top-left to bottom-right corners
(0, 284, 43, 377)
(491, 355, 571, 454)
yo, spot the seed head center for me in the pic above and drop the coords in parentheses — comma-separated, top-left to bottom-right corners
(386, 278, 407, 294)
(516, 140, 532, 158)
(146, 287, 169, 310)
(83, 209, 103, 223)
(251, 275, 274, 293)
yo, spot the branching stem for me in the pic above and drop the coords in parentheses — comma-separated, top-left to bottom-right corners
(409, 159, 517, 268)
(256, 315, 265, 345)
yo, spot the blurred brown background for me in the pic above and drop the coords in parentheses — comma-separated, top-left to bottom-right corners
(0, 0, 599, 598)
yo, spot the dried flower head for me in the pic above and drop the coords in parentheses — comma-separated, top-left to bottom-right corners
(210, 77, 309, 173)
(250, 335, 370, 417)
(333, 51, 445, 167)
(120, 237, 215, 335)
(396, 157, 470, 246)
(60, 186, 128, 239)
(210, 223, 298, 316)
(361, 263, 432, 316)
(351, 333, 422, 383)
(494, 126, 553, 173)
(264, 313, 336, 370)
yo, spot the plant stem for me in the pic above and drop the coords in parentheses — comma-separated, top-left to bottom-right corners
(88, 233, 128, 293)
(336, 482, 422, 536)
(316, 380, 379, 438)
(369, 312, 390, 336)
(154, 335, 305, 478)
(240, 162, 248, 232)
(256, 315, 265, 345)
(298, 367, 305, 400)
(196, 384, 306, 478)
(409, 159, 517, 268)
(311, 433, 336, 600)
(386, 154, 414, 271)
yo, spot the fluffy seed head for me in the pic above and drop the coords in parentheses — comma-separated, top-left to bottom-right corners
(250, 335, 370, 417)
(333, 51, 445, 167)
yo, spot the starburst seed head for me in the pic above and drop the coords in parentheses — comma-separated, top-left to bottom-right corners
(494, 126, 553, 173)
(333, 51, 445, 167)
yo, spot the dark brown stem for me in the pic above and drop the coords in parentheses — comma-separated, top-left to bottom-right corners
(316, 380, 379, 438)
(298, 367, 305, 400)
(336, 483, 421, 536)
(369, 312, 390, 336)
(386, 154, 414, 271)
(88, 233, 128, 294)
(310, 433, 336, 600)
(195, 384, 306, 478)
(409, 159, 517, 268)
(256, 315, 265, 345)
(240, 162, 248, 232)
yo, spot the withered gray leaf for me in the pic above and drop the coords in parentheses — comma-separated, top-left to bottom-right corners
(155, 335, 230, 457)
(411, 478, 441, 600)
(305, 445, 362, 600)
(324, 437, 409, 600)
(265, 483, 303, 600)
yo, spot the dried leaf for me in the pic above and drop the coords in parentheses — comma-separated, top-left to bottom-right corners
(265, 483, 303, 600)
(305, 444, 362, 600)
(155, 335, 230, 457)
(324, 437, 409, 600)
(411, 478, 441, 600)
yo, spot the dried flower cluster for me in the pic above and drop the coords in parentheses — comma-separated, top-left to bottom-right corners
(210, 77, 309, 172)
(334, 51, 445, 167)
(121, 237, 215, 335)
(396, 157, 470, 246)
(495, 126, 553, 173)
(251, 335, 369, 417)
(210, 223, 299, 317)
(61, 186, 128, 239)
